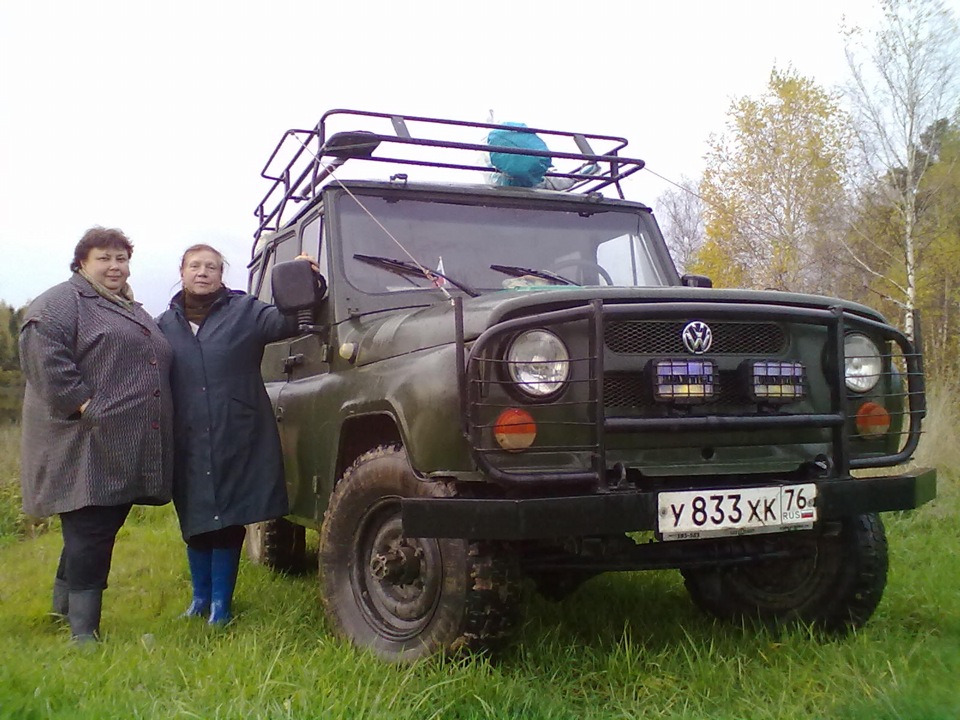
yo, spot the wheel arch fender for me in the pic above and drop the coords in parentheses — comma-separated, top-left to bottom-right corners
(334, 411, 405, 484)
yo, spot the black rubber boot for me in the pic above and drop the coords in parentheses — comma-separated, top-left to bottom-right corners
(68, 589, 102, 644)
(51, 577, 69, 620)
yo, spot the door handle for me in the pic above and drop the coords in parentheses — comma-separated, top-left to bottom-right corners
(283, 354, 304, 373)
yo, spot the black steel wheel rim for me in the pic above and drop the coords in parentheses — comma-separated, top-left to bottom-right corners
(349, 497, 443, 641)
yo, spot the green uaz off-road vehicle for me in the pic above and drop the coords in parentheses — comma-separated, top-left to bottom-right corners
(245, 110, 936, 662)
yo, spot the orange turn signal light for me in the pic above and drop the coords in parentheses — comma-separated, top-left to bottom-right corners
(494, 408, 537, 452)
(855, 401, 890, 437)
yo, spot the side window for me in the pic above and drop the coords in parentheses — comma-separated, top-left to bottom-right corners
(300, 215, 321, 259)
(318, 221, 328, 275)
(258, 249, 275, 302)
(300, 213, 327, 277)
(247, 255, 261, 295)
(274, 232, 300, 265)
(259, 231, 296, 302)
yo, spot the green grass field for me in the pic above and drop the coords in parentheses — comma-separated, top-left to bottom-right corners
(1, 420, 958, 719)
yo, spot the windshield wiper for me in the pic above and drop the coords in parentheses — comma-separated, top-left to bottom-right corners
(353, 254, 480, 297)
(490, 264, 579, 287)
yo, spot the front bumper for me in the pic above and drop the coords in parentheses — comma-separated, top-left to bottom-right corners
(401, 467, 937, 540)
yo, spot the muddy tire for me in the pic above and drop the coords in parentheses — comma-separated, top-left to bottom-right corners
(682, 514, 888, 633)
(319, 446, 521, 662)
(246, 517, 307, 572)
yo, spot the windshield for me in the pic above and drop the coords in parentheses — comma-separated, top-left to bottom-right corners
(335, 192, 674, 295)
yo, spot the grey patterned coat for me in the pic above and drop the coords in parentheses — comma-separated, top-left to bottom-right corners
(19, 274, 174, 518)
(156, 290, 297, 540)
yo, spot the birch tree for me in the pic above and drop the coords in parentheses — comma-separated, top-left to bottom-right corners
(915, 122, 960, 375)
(654, 176, 705, 273)
(699, 68, 851, 293)
(843, 0, 960, 340)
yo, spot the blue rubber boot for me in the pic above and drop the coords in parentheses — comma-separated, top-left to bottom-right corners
(183, 547, 212, 619)
(208, 546, 241, 626)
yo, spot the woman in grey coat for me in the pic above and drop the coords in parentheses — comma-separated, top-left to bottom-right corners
(156, 244, 302, 625)
(19, 226, 174, 643)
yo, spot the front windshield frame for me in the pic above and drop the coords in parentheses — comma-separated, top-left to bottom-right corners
(331, 187, 678, 298)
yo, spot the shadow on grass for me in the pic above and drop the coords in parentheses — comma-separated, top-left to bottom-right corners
(515, 570, 708, 650)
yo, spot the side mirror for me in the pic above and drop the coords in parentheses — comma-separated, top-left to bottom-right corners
(271, 260, 327, 313)
(681, 274, 713, 288)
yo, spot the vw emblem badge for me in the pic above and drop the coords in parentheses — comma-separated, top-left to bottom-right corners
(682, 321, 713, 354)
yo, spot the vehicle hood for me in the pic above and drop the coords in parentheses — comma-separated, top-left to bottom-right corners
(344, 286, 889, 366)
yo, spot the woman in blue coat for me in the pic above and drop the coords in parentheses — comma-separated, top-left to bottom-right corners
(157, 244, 302, 625)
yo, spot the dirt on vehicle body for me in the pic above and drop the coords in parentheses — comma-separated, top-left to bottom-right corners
(245, 110, 936, 661)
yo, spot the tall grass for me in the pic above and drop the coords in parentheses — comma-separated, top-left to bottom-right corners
(0, 422, 27, 540)
(2, 494, 958, 719)
(0, 378, 24, 424)
(914, 378, 960, 485)
(0, 385, 958, 719)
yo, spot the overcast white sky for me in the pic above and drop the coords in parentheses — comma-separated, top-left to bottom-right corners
(1, 0, 929, 315)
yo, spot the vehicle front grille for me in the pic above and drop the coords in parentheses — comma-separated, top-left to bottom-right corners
(604, 321, 786, 355)
(604, 374, 648, 408)
(604, 370, 746, 409)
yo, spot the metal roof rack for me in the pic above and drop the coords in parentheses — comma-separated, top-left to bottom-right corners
(253, 109, 647, 243)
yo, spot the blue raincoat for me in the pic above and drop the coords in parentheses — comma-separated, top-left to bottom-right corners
(157, 290, 297, 540)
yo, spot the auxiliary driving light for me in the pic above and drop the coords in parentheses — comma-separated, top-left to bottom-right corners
(855, 401, 891, 437)
(653, 359, 716, 402)
(749, 361, 805, 402)
(493, 408, 537, 452)
(844, 334, 882, 393)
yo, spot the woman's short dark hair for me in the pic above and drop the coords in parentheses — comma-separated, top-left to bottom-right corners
(70, 227, 134, 273)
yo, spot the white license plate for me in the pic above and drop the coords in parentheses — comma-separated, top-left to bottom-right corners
(657, 483, 817, 541)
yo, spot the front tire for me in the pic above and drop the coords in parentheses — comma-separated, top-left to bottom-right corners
(682, 514, 888, 633)
(319, 446, 521, 662)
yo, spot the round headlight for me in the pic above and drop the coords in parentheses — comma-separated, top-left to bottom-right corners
(506, 330, 570, 397)
(844, 334, 881, 393)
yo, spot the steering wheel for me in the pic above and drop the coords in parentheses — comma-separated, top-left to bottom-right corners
(551, 259, 615, 286)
